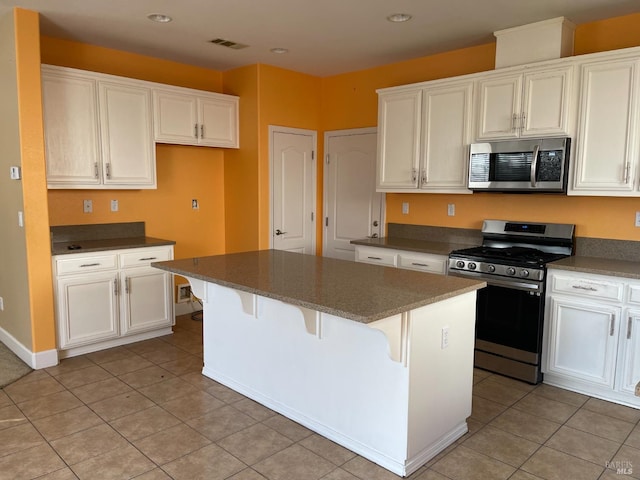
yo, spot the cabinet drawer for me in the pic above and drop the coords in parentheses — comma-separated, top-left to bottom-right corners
(550, 274, 623, 302)
(119, 247, 172, 268)
(397, 253, 446, 275)
(355, 247, 397, 267)
(628, 284, 640, 305)
(56, 253, 118, 275)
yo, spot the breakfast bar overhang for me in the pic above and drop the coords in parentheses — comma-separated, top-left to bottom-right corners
(154, 250, 485, 477)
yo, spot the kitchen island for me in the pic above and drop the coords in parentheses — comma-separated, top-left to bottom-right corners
(153, 250, 485, 477)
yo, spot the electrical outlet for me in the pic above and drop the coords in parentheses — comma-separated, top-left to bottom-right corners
(441, 326, 449, 349)
(447, 204, 455, 216)
(0, 296, 4, 311)
(83, 199, 93, 213)
(402, 202, 409, 215)
(17, 211, 24, 227)
(635, 211, 640, 227)
(177, 284, 191, 303)
(110, 199, 118, 212)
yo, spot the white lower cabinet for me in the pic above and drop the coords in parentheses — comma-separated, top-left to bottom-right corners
(354, 245, 446, 275)
(543, 269, 640, 407)
(53, 246, 174, 357)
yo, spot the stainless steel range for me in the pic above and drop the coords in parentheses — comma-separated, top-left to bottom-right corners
(448, 220, 574, 384)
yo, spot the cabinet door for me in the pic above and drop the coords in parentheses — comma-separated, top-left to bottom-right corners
(616, 310, 640, 396)
(42, 71, 101, 187)
(153, 89, 199, 145)
(546, 295, 620, 387)
(421, 82, 473, 192)
(120, 268, 173, 335)
(199, 95, 239, 148)
(377, 90, 422, 189)
(521, 66, 573, 137)
(475, 74, 521, 140)
(99, 82, 156, 188)
(572, 58, 640, 194)
(56, 273, 119, 349)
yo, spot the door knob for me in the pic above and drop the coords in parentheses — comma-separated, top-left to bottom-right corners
(373, 221, 379, 227)
(275, 229, 287, 236)
(367, 233, 379, 238)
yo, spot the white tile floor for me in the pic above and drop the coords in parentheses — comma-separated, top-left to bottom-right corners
(1, 314, 640, 479)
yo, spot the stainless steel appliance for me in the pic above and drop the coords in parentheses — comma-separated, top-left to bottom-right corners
(468, 137, 571, 193)
(448, 219, 575, 384)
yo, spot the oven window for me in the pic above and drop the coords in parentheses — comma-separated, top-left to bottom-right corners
(475, 284, 544, 354)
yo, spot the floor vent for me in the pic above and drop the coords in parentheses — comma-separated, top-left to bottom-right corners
(209, 38, 249, 50)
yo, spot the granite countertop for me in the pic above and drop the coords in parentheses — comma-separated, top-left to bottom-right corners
(50, 222, 175, 256)
(549, 256, 640, 280)
(350, 236, 478, 255)
(153, 250, 486, 324)
(52, 236, 176, 256)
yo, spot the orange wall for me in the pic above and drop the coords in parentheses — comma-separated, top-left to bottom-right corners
(15, 9, 57, 352)
(41, 37, 227, 259)
(321, 14, 640, 241)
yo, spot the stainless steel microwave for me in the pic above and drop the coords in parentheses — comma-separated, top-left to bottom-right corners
(468, 137, 571, 193)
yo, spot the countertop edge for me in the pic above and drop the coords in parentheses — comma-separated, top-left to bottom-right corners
(548, 256, 640, 280)
(350, 237, 478, 256)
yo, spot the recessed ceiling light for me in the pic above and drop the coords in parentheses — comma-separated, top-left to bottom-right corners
(387, 13, 412, 23)
(270, 48, 289, 54)
(147, 13, 172, 23)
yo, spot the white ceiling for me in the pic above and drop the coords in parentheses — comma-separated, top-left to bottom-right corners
(1, 0, 638, 77)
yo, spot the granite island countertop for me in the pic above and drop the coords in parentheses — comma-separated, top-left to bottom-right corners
(153, 249, 486, 324)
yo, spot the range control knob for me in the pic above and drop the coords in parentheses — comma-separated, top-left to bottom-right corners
(487, 264, 496, 273)
(468, 262, 477, 270)
(506, 267, 516, 276)
(456, 260, 465, 268)
(521, 269, 530, 278)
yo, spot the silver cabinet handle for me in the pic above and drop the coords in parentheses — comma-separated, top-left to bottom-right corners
(105, 163, 111, 179)
(512, 113, 518, 132)
(94, 162, 99, 179)
(572, 284, 598, 292)
(411, 262, 430, 267)
(520, 112, 526, 132)
(114, 277, 118, 296)
(411, 168, 417, 183)
(628, 317, 633, 340)
(80, 263, 101, 267)
(421, 169, 427, 185)
(367, 256, 382, 260)
(275, 229, 287, 236)
(139, 257, 157, 261)
(624, 162, 631, 184)
(530, 144, 540, 187)
(125, 277, 130, 294)
(610, 316, 615, 336)
(200, 124, 205, 138)
(194, 124, 198, 138)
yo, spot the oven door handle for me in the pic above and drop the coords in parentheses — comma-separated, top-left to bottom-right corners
(449, 270, 541, 293)
(530, 144, 540, 187)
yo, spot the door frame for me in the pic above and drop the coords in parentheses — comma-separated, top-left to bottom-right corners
(269, 125, 318, 253)
(322, 127, 385, 257)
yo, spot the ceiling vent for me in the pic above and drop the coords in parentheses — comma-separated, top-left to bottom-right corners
(209, 38, 249, 50)
(494, 17, 575, 69)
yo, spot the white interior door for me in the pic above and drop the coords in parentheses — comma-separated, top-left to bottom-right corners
(271, 127, 316, 254)
(323, 128, 383, 261)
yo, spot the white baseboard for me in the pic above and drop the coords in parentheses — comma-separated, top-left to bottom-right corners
(0, 326, 59, 369)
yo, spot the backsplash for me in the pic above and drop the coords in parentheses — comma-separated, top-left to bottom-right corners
(50, 222, 145, 244)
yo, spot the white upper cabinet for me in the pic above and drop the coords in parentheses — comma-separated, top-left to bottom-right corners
(153, 87, 239, 148)
(475, 64, 574, 140)
(570, 55, 640, 196)
(420, 81, 473, 192)
(376, 79, 473, 193)
(376, 89, 422, 190)
(42, 65, 156, 189)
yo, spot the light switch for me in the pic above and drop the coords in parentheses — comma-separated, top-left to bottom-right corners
(111, 199, 118, 212)
(402, 202, 409, 215)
